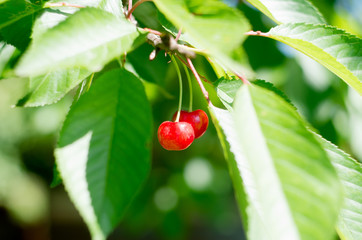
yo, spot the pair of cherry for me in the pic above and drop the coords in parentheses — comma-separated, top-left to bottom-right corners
(158, 109, 209, 151)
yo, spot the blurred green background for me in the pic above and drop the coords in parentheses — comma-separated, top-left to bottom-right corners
(0, 0, 361, 239)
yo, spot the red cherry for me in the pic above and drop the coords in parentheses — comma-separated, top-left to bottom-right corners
(172, 110, 209, 138)
(157, 121, 195, 151)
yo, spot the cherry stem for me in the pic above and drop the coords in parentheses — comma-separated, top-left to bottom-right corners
(171, 55, 183, 122)
(175, 28, 182, 42)
(127, 0, 153, 19)
(143, 28, 162, 35)
(175, 55, 210, 83)
(182, 63, 193, 112)
(187, 58, 210, 105)
(128, 0, 133, 12)
(234, 72, 250, 85)
(44, 2, 85, 8)
(245, 30, 270, 37)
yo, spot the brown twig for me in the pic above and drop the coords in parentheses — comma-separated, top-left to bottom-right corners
(187, 58, 211, 105)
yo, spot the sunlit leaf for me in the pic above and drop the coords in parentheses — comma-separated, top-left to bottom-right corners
(17, 68, 90, 107)
(16, 8, 145, 77)
(265, 23, 362, 94)
(209, 106, 249, 234)
(245, 0, 325, 24)
(16, 0, 124, 107)
(315, 135, 362, 240)
(215, 76, 242, 110)
(212, 84, 342, 240)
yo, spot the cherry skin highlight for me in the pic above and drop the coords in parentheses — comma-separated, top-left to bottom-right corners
(172, 110, 209, 138)
(158, 121, 195, 151)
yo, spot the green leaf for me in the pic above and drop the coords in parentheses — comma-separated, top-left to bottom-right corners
(15, 8, 145, 77)
(43, 0, 123, 17)
(17, 6, 91, 107)
(216, 77, 362, 238)
(127, 42, 169, 85)
(0, 43, 16, 78)
(36, 0, 124, 40)
(215, 78, 293, 110)
(55, 69, 152, 239)
(50, 164, 62, 188)
(17, 68, 90, 107)
(208, 106, 249, 233)
(153, 0, 251, 75)
(245, 0, 325, 24)
(215, 76, 242, 110)
(315, 135, 362, 240)
(94, 0, 123, 18)
(16, 0, 124, 107)
(0, 0, 43, 50)
(212, 84, 342, 240)
(266, 23, 362, 94)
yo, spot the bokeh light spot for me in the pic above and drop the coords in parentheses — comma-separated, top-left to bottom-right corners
(154, 187, 178, 212)
(183, 158, 213, 191)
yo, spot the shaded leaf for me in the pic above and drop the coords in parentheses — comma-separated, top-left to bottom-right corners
(16, 8, 145, 77)
(153, 0, 251, 75)
(0, 0, 43, 50)
(55, 69, 152, 239)
(127, 42, 169, 85)
(50, 164, 62, 188)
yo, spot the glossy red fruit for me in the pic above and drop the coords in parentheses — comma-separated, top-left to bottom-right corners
(158, 121, 195, 151)
(172, 110, 209, 138)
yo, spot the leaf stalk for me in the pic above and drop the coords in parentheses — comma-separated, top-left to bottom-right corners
(187, 58, 210, 105)
(127, 0, 153, 19)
